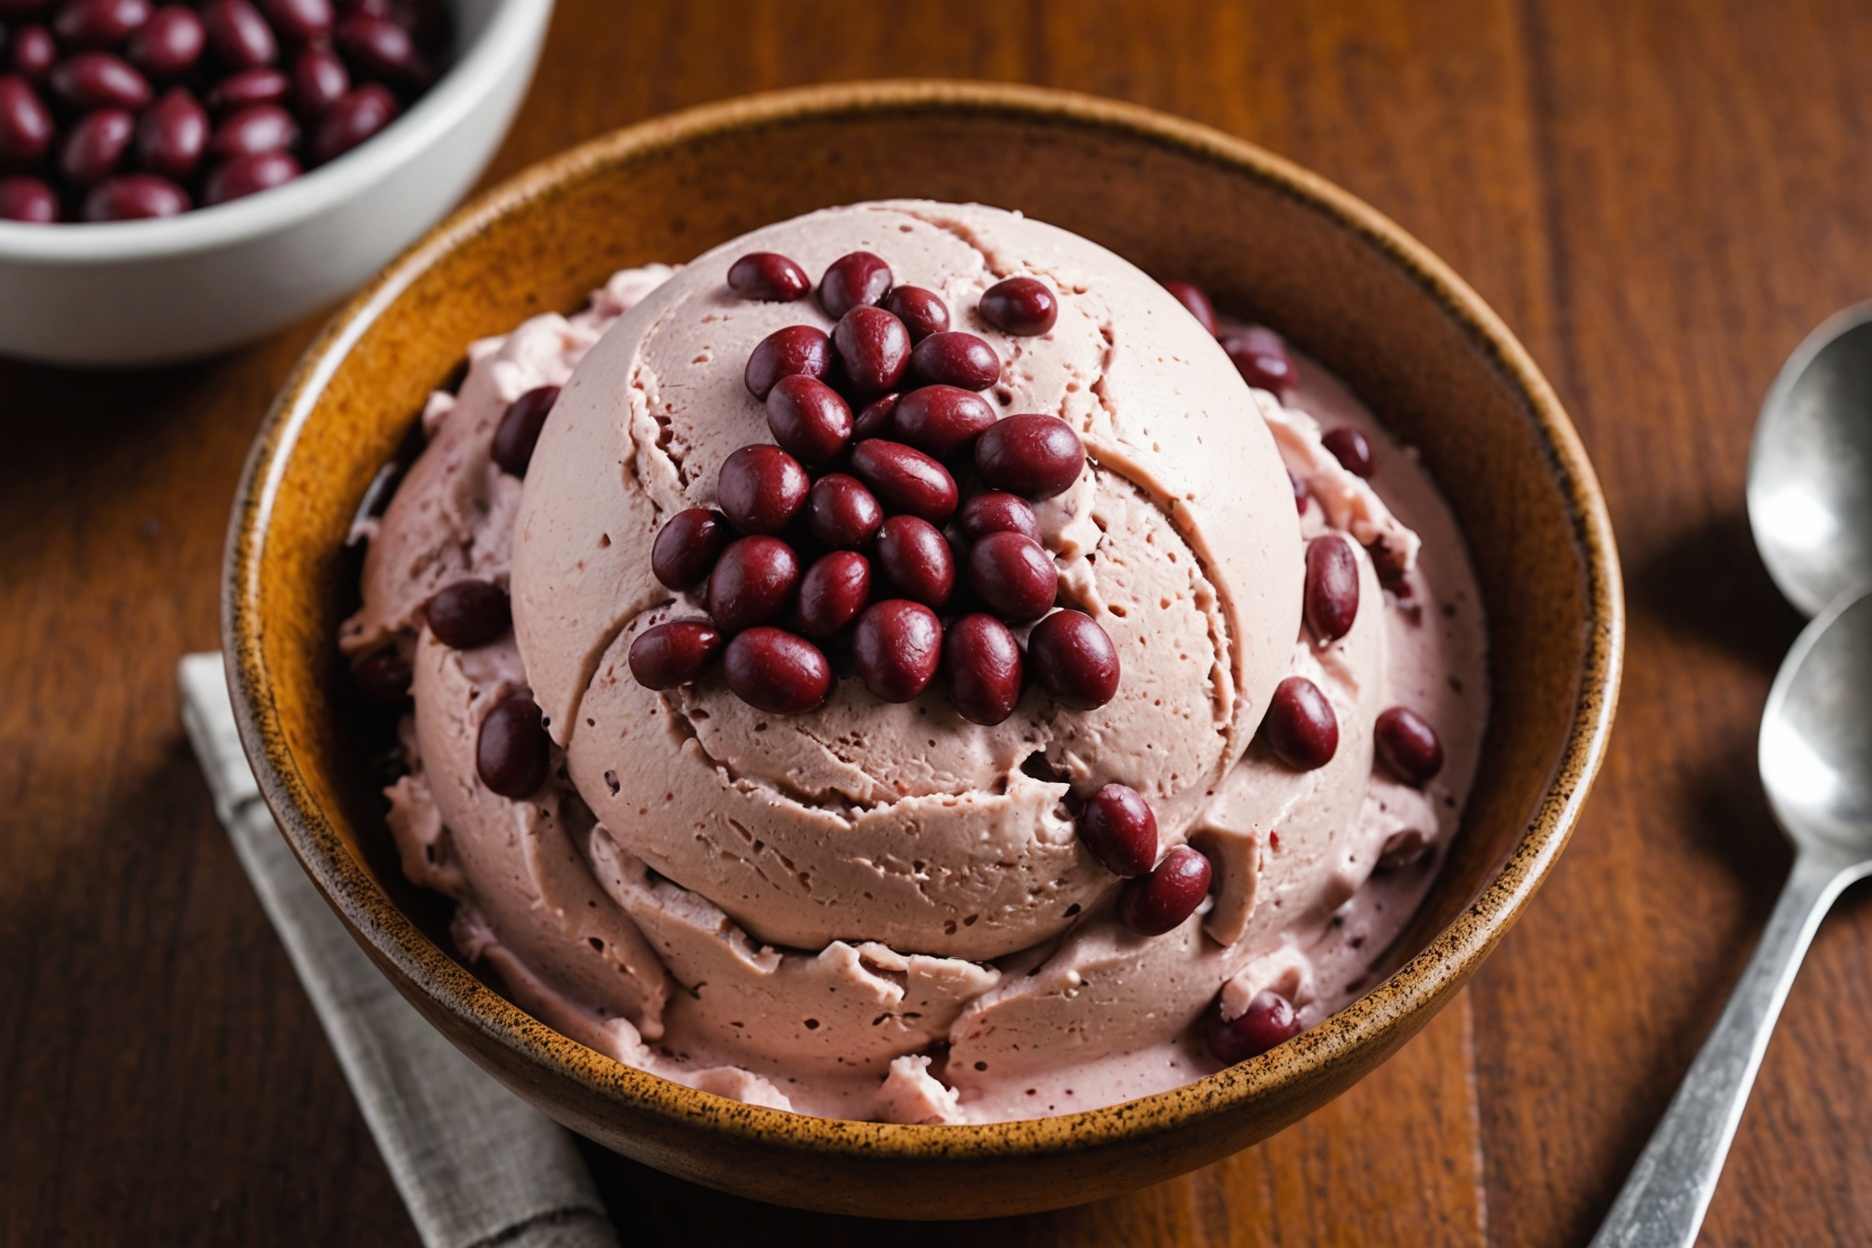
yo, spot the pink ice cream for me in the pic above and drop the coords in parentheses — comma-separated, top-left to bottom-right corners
(342, 201, 1487, 1124)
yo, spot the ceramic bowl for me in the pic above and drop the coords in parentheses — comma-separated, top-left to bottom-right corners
(224, 81, 1623, 1220)
(0, 0, 553, 367)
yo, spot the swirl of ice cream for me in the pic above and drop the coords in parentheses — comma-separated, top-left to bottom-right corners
(344, 201, 1487, 1124)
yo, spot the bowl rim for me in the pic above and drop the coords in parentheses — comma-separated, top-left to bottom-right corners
(225, 79, 1624, 1161)
(0, 0, 553, 263)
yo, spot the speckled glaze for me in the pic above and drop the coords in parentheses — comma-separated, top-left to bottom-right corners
(223, 81, 1623, 1219)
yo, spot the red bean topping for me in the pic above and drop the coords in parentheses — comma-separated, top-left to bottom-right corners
(490, 385, 558, 475)
(54, 0, 153, 48)
(744, 324, 833, 400)
(852, 599, 943, 703)
(974, 413, 1085, 499)
(425, 578, 510, 649)
(0, 74, 54, 160)
(944, 613, 1023, 726)
(309, 81, 395, 162)
(832, 305, 911, 398)
(135, 85, 206, 178)
(351, 645, 410, 704)
(796, 550, 872, 639)
(852, 391, 897, 441)
(890, 384, 996, 458)
(817, 249, 891, 319)
(82, 171, 187, 219)
(1118, 845, 1212, 936)
(1027, 609, 1120, 710)
(202, 147, 298, 203)
(723, 627, 832, 714)
(476, 694, 549, 799)
(127, 6, 202, 77)
(883, 285, 949, 342)
(1303, 535, 1359, 642)
(334, 12, 428, 84)
(764, 374, 853, 465)
(1161, 280, 1216, 335)
(967, 531, 1057, 623)
(848, 439, 958, 525)
(909, 330, 1000, 391)
(1206, 990, 1301, 1064)
(51, 51, 150, 109)
(1375, 828, 1431, 873)
(717, 444, 810, 535)
(1221, 325, 1295, 397)
(260, 0, 334, 43)
(651, 507, 731, 590)
(208, 101, 297, 158)
(1321, 426, 1374, 478)
(60, 108, 134, 185)
(628, 620, 722, 690)
(1374, 706, 1444, 786)
(0, 174, 57, 221)
(289, 42, 346, 115)
(955, 491, 1040, 544)
(1262, 675, 1338, 770)
(1079, 783, 1158, 877)
(201, 0, 277, 68)
(874, 514, 955, 607)
(705, 535, 800, 633)
(726, 250, 809, 302)
(806, 473, 884, 550)
(978, 276, 1058, 336)
(208, 65, 289, 110)
(8, 26, 57, 79)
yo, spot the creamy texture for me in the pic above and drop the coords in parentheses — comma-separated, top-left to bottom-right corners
(344, 202, 1487, 1124)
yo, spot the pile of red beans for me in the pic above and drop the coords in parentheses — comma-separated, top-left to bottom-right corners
(0, 0, 446, 223)
(625, 248, 1125, 730)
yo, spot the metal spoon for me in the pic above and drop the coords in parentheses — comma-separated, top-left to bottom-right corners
(1592, 306, 1872, 1246)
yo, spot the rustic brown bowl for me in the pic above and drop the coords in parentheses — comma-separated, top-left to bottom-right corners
(224, 81, 1622, 1220)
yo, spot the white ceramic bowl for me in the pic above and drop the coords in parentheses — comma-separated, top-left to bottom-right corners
(0, 0, 552, 367)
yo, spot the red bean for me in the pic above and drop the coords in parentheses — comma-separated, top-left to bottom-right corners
(1262, 675, 1337, 770)
(723, 627, 831, 714)
(135, 86, 207, 179)
(201, 0, 277, 68)
(909, 330, 1000, 391)
(1321, 427, 1374, 478)
(1028, 609, 1120, 710)
(796, 551, 871, 639)
(852, 391, 897, 441)
(954, 491, 1039, 544)
(853, 599, 942, 702)
(974, 413, 1086, 499)
(967, 530, 1057, 623)
(806, 473, 884, 550)
(335, 12, 428, 84)
(82, 171, 186, 218)
(351, 645, 410, 704)
(943, 613, 1023, 726)
(628, 620, 722, 690)
(1162, 280, 1216, 335)
(309, 81, 395, 162)
(54, 0, 152, 48)
(50, 51, 151, 109)
(726, 250, 809, 302)
(744, 324, 833, 400)
(476, 695, 549, 799)
(289, 43, 346, 115)
(202, 147, 298, 203)
(890, 384, 996, 458)
(490, 384, 558, 475)
(260, 0, 334, 43)
(883, 285, 949, 341)
(1221, 325, 1294, 397)
(705, 536, 800, 633)
(717, 444, 810, 535)
(849, 439, 957, 525)
(208, 65, 289, 110)
(1118, 845, 1212, 936)
(874, 514, 955, 607)
(127, 6, 203, 77)
(1078, 783, 1158, 877)
(978, 276, 1058, 336)
(1205, 990, 1301, 1064)
(651, 507, 730, 591)
(0, 75, 54, 161)
(832, 305, 911, 398)
(425, 578, 510, 649)
(1376, 828, 1430, 873)
(1303, 535, 1360, 642)
(8, 26, 56, 79)
(1374, 706, 1444, 785)
(60, 108, 135, 185)
(208, 102, 297, 158)
(817, 249, 891, 319)
(0, 174, 57, 222)
(765, 374, 852, 465)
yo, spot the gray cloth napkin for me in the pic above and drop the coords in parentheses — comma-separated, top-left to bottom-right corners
(178, 653, 619, 1248)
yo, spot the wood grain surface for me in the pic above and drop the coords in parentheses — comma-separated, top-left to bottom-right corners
(4, 2, 1868, 1243)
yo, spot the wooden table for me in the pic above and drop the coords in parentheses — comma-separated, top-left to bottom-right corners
(6, 2, 1869, 1242)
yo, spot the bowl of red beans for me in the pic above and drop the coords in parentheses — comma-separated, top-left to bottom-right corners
(0, 0, 552, 365)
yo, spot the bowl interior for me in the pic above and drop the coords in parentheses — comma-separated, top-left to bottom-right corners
(228, 84, 1619, 1210)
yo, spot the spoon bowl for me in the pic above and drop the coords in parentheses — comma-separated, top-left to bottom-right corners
(1760, 588, 1872, 857)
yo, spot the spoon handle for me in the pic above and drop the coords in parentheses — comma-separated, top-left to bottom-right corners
(1590, 851, 1854, 1248)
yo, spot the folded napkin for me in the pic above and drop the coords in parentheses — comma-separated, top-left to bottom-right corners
(178, 654, 619, 1248)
